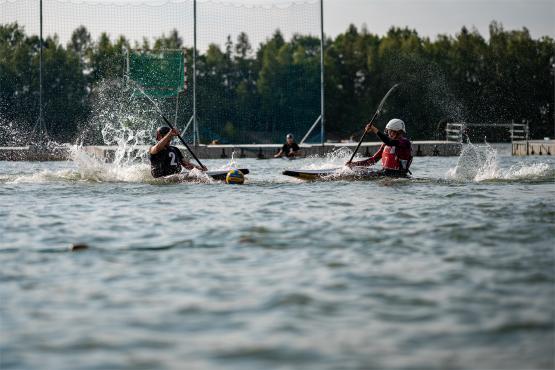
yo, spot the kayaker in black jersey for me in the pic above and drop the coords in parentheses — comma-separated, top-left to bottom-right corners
(149, 126, 206, 178)
(274, 133, 302, 158)
(347, 118, 413, 176)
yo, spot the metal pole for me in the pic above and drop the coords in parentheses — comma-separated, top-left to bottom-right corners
(193, 0, 197, 146)
(319, 0, 325, 146)
(39, 0, 44, 140)
(183, 114, 194, 134)
(299, 115, 321, 145)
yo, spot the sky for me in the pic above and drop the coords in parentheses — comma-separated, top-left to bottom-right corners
(211, 0, 555, 39)
(323, 0, 555, 39)
(1, 0, 553, 48)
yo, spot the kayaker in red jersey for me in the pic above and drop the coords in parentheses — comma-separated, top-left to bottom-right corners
(347, 118, 413, 176)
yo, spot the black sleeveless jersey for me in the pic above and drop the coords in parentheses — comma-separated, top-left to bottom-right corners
(149, 146, 184, 178)
(281, 142, 300, 156)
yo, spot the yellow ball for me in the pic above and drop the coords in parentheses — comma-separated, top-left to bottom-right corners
(225, 169, 245, 184)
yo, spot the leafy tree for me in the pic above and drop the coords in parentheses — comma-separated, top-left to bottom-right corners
(0, 21, 553, 144)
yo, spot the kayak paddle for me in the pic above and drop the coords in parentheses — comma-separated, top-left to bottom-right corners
(347, 83, 400, 164)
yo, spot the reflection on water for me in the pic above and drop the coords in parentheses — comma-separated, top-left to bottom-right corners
(0, 152, 554, 370)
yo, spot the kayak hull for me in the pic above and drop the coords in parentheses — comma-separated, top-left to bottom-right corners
(282, 167, 408, 180)
(282, 168, 341, 180)
(159, 168, 250, 182)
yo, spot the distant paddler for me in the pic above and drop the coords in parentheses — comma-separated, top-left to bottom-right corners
(149, 127, 207, 178)
(274, 133, 302, 158)
(347, 118, 413, 176)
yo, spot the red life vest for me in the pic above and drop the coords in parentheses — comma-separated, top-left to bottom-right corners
(381, 138, 412, 171)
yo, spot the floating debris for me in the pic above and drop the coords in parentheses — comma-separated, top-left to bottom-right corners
(69, 243, 89, 252)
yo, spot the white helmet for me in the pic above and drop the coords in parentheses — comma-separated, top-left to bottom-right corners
(385, 118, 405, 133)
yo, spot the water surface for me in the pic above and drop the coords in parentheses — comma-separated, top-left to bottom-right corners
(1, 148, 554, 370)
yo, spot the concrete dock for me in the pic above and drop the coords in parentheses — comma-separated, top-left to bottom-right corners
(160, 141, 461, 159)
(0, 141, 462, 161)
(0, 146, 70, 161)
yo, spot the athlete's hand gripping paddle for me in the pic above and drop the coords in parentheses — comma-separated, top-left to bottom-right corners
(347, 83, 400, 164)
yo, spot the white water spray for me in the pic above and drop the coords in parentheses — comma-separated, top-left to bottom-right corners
(447, 142, 553, 181)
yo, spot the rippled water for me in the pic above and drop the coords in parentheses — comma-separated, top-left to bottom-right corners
(1, 147, 554, 370)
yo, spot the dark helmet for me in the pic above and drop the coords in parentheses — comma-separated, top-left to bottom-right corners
(157, 126, 171, 137)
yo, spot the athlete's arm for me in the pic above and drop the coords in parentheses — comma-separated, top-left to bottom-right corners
(274, 149, 284, 158)
(365, 122, 397, 145)
(367, 121, 408, 148)
(348, 144, 383, 167)
(149, 129, 179, 155)
(181, 159, 207, 171)
(349, 158, 373, 167)
(376, 131, 403, 147)
(370, 144, 384, 163)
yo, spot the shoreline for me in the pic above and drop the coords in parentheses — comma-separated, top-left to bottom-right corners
(0, 141, 545, 161)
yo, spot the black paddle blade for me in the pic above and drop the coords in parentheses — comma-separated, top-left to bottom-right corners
(282, 168, 340, 180)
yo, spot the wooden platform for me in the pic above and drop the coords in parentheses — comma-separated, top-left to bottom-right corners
(512, 140, 554, 156)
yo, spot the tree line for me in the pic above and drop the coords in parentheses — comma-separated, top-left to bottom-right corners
(0, 22, 553, 145)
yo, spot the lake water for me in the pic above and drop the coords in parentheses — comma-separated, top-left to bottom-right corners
(1, 145, 554, 370)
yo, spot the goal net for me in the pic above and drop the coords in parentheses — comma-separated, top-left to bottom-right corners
(127, 49, 186, 97)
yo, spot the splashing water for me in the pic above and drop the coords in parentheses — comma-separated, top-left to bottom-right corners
(447, 142, 553, 182)
(302, 147, 356, 170)
(45, 78, 161, 182)
(0, 119, 32, 147)
(81, 79, 160, 165)
(7, 145, 215, 185)
(0, 117, 67, 156)
(6, 78, 219, 184)
(222, 151, 240, 171)
(67, 145, 152, 183)
(447, 142, 496, 180)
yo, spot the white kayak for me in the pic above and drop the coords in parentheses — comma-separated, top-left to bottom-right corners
(282, 167, 408, 180)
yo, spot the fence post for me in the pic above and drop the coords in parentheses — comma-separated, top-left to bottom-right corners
(319, 0, 325, 146)
(35, 0, 47, 143)
(193, 0, 197, 146)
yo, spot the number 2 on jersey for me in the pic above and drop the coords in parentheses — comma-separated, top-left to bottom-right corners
(169, 152, 178, 166)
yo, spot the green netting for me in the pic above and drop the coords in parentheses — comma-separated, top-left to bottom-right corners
(0, 0, 321, 144)
(127, 50, 185, 97)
